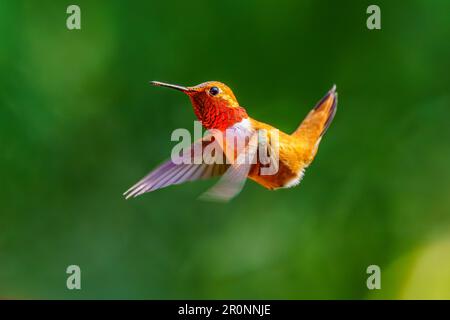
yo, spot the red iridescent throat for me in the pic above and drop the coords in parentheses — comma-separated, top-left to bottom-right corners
(189, 95, 248, 131)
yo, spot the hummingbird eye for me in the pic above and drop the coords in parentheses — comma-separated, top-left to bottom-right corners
(209, 86, 220, 96)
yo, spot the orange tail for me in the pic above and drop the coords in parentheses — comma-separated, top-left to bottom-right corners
(292, 85, 337, 141)
(291, 85, 337, 162)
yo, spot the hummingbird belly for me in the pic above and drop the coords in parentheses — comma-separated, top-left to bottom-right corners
(248, 160, 304, 190)
(245, 119, 313, 190)
(247, 135, 310, 190)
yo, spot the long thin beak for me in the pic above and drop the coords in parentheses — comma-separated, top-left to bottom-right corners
(150, 81, 196, 93)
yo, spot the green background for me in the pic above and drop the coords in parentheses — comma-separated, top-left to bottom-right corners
(1, 0, 450, 299)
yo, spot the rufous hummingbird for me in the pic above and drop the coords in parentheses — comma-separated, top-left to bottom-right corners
(124, 81, 337, 201)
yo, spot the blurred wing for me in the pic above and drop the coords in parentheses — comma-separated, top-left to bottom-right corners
(124, 136, 229, 199)
(200, 132, 258, 202)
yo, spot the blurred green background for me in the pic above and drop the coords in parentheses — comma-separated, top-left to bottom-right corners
(1, 0, 450, 299)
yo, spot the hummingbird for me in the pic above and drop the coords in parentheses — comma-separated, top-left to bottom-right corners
(124, 81, 337, 201)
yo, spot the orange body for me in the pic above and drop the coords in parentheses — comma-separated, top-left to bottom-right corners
(247, 89, 336, 189)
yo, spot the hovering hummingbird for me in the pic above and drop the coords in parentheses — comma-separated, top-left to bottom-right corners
(124, 81, 337, 201)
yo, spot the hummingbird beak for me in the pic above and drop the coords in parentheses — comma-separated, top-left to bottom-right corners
(150, 81, 198, 94)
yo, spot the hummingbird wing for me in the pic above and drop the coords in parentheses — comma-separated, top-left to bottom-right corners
(123, 135, 229, 199)
(199, 132, 259, 202)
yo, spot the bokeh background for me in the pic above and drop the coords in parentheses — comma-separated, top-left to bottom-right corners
(1, 0, 450, 299)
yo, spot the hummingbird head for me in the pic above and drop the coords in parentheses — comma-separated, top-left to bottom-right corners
(151, 81, 248, 131)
